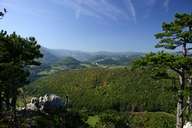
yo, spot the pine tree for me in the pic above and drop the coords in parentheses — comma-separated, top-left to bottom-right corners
(0, 8, 7, 19)
(134, 13, 192, 128)
(0, 30, 43, 113)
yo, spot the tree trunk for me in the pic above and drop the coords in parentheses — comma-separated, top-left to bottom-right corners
(0, 91, 2, 111)
(188, 78, 192, 113)
(5, 94, 10, 111)
(176, 75, 185, 128)
(189, 26, 192, 113)
(11, 96, 19, 128)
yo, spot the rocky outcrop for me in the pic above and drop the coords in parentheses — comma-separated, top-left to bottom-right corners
(184, 122, 192, 128)
(25, 94, 67, 113)
(39, 94, 65, 113)
(26, 97, 39, 111)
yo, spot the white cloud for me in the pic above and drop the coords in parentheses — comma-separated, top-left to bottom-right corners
(51, 0, 136, 22)
(143, 0, 170, 18)
(126, 0, 136, 23)
(163, 0, 170, 11)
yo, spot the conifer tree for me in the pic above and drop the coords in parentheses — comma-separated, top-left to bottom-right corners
(0, 30, 43, 113)
(134, 13, 192, 128)
(0, 8, 7, 19)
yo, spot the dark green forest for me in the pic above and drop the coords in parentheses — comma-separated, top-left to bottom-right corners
(26, 68, 177, 113)
(24, 68, 177, 127)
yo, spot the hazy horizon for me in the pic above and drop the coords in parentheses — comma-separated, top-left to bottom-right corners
(42, 45, 146, 53)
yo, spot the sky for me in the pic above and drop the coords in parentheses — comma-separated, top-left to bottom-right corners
(0, 0, 191, 52)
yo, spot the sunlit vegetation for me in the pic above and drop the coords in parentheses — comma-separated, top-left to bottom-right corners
(22, 67, 177, 127)
(26, 68, 177, 113)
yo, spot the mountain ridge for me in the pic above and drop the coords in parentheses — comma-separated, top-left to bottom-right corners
(41, 47, 144, 62)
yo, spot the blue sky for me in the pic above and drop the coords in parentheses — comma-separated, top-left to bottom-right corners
(0, 0, 191, 52)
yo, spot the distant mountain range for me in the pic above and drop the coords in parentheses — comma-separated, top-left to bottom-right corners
(41, 47, 144, 65)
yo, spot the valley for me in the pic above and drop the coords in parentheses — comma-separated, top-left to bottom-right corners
(32, 47, 143, 78)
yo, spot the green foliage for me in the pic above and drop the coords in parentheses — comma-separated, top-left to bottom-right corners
(64, 110, 89, 128)
(0, 30, 42, 111)
(0, 110, 89, 128)
(155, 13, 192, 49)
(134, 12, 192, 128)
(87, 115, 100, 127)
(95, 111, 129, 128)
(26, 68, 177, 113)
(129, 112, 175, 128)
(87, 112, 175, 128)
(134, 51, 192, 78)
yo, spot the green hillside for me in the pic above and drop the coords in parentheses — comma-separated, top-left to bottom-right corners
(56, 56, 80, 65)
(53, 56, 83, 69)
(26, 68, 177, 113)
(88, 54, 142, 66)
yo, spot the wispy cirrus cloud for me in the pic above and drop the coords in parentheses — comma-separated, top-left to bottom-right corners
(144, 0, 171, 18)
(125, 0, 136, 23)
(146, 0, 170, 9)
(51, 0, 137, 22)
(163, 0, 170, 11)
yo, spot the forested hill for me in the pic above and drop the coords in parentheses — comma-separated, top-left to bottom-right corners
(26, 68, 177, 113)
